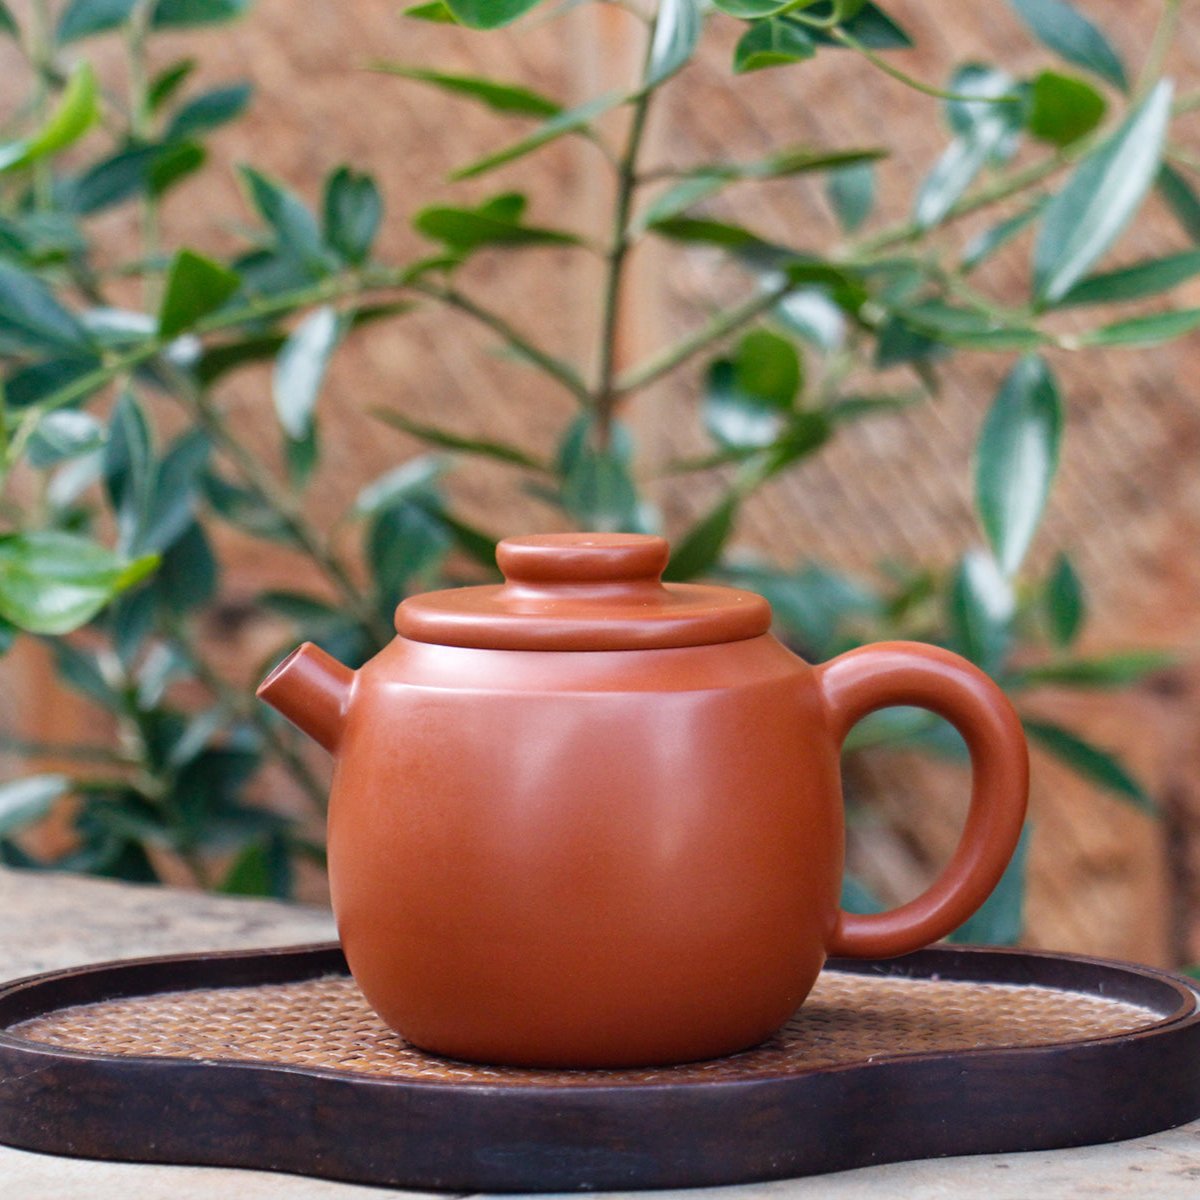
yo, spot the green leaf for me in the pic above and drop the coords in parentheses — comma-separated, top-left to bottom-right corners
(68, 145, 160, 214)
(664, 494, 739, 582)
(104, 390, 153, 552)
(153, 519, 218, 611)
(158, 249, 240, 338)
(900, 301, 1045, 351)
(48, 639, 120, 708)
(451, 91, 622, 181)
(354, 457, 446, 517)
(758, 412, 831, 477)
(321, 167, 381, 266)
(238, 166, 333, 277)
(825, 391, 919, 422)
(947, 549, 1014, 674)
(944, 63, 1020, 142)
(1025, 70, 1106, 147)
(808, 3, 910, 50)
(1043, 551, 1083, 648)
(704, 330, 801, 450)
(712, 0, 793, 15)
(57, 0, 136, 42)
(1033, 80, 1172, 305)
(0, 62, 99, 173)
(444, 0, 541, 28)
(404, 0, 455, 20)
(914, 65, 1019, 230)
(975, 355, 1062, 577)
(0, 775, 70, 837)
(0, 532, 157, 635)
(948, 825, 1029, 946)
(1024, 719, 1150, 810)
(415, 195, 579, 252)
(734, 17, 815, 74)
(914, 137, 990, 231)
(1158, 164, 1200, 243)
(828, 161, 875, 232)
(202, 470, 297, 544)
(221, 834, 293, 898)
(27, 410, 106, 468)
(273, 306, 339, 440)
(0, 2, 16, 36)
(138, 430, 211, 555)
(840, 874, 883, 916)
(164, 83, 252, 142)
(645, 215, 770, 250)
(148, 58, 196, 111)
(371, 64, 561, 117)
(374, 408, 547, 471)
(960, 197, 1047, 272)
(148, 140, 206, 196)
(1018, 650, 1172, 690)
(438, 511, 501, 572)
(1008, 0, 1126, 92)
(874, 316, 947, 367)
(1053, 250, 1200, 308)
(151, 0, 252, 28)
(0, 261, 92, 352)
(367, 500, 451, 598)
(1078, 308, 1200, 348)
(557, 419, 640, 533)
(646, 0, 702, 87)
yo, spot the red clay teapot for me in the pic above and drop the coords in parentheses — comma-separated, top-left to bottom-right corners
(258, 532, 1028, 1068)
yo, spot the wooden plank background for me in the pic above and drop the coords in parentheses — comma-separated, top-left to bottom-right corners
(2, 0, 1198, 965)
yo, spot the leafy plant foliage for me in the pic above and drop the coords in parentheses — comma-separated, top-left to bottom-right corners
(0, 1, 1188, 938)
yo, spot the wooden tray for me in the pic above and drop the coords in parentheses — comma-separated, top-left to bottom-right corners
(1, 943, 1198, 1192)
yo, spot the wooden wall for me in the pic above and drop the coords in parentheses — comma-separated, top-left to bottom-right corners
(3, 0, 1199, 965)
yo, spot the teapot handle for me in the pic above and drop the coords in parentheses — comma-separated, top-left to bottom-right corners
(815, 641, 1029, 959)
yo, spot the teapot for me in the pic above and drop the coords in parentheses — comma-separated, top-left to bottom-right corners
(258, 532, 1028, 1068)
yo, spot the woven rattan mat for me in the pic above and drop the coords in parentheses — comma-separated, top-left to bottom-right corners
(11, 969, 1164, 1087)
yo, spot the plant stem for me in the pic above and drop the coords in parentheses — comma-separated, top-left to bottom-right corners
(26, 0, 55, 210)
(1137, 0, 1181, 101)
(127, 0, 162, 312)
(615, 275, 796, 395)
(407, 280, 591, 404)
(0, 735, 137, 765)
(831, 25, 1023, 105)
(850, 149, 1075, 257)
(594, 84, 655, 444)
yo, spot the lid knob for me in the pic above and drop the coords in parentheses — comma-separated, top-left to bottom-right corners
(497, 533, 669, 587)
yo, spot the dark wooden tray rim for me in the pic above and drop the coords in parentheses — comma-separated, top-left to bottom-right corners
(1, 943, 1198, 1192)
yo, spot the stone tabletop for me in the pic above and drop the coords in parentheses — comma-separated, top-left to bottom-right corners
(0, 867, 1197, 1199)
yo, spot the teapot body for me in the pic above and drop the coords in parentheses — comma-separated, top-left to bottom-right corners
(328, 632, 841, 1068)
(260, 533, 1028, 1069)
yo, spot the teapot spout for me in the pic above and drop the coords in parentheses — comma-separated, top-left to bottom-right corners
(256, 642, 354, 753)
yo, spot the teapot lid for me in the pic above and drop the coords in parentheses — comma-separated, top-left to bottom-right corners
(395, 533, 772, 651)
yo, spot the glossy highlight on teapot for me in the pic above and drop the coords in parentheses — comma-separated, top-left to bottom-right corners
(258, 533, 1028, 1068)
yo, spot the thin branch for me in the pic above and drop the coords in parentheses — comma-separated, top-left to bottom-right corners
(408, 280, 592, 404)
(831, 26, 1025, 105)
(0, 735, 136, 766)
(849, 150, 1075, 258)
(1136, 0, 1182, 101)
(615, 276, 796, 395)
(594, 84, 655, 441)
